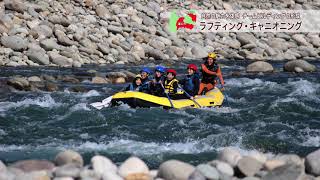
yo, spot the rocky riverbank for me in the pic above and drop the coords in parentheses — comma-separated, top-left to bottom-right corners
(0, 0, 320, 67)
(1, 147, 320, 180)
(0, 59, 316, 93)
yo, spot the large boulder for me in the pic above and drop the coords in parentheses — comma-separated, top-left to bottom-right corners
(118, 157, 149, 178)
(158, 160, 195, 180)
(196, 164, 220, 180)
(54, 150, 83, 167)
(4, 0, 26, 13)
(305, 149, 320, 176)
(246, 61, 274, 73)
(27, 48, 50, 65)
(237, 156, 263, 177)
(1, 35, 28, 51)
(10, 160, 55, 172)
(91, 155, 117, 175)
(217, 148, 242, 167)
(261, 164, 304, 180)
(284, 60, 317, 72)
(7, 77, 30, 90)
(48, 51, 73, 67)
(236, 33, 257, 45)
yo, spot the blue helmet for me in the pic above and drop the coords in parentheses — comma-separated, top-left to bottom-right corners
(140, 67, 152, 74)
(155, 65, 166, 73)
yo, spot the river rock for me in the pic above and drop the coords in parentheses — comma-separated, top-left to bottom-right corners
(91, 155, 117, 175)
(1, 35, 28, 51)
(96, 4, 110, 18)
(27, 48, 50, 65)
(292, 34, 310, 46)
(6, 61, 20, 67)
(54, 150, 84, 167)
(4, 0, 26, 13)
(191, 46, 208, 59)
(49, 15, 71, 27)
(107, 25, 123, 34)
(264, 160, 286, 171)
(55, 30, 76, 46)
(246, 61, 274, 73)
(149, 38, 165, 50)
(7, 77, 30, 90)
(305, 149, 320, 176)
(15, 171, 50, 180)
(145, 47, 167, 60)
(243, 177, 261, 180)
(54, 164, 81, 178)
(80, 168, 100, 180)
(218, 148, 242, 167)
(91, 77, 109, 84)
(45, 82, 59, 91)
(236, 33, 257, 45)
(118, 157, 149, 177)
(210, 160, 234, 177)
(261, 164, 304, 180)
(53, 178, 74, 180)
(0, 161, 6, 172)
(237, 156, 263, 177)
(31, 25, 53, 39)
(196, 164, 220, 180)
(0, 170, 15, 180)
(158, 160, 195, 180)
(298, 46, 318, 57)
(48, 51, 73, 67)
(10, 160, 55, 172)
(125, 173, 151, 180)
(102, 171, 123, 180)
(188, 170, 206, 180)
(284, 60, 317, 72)
(40, 39, 61, 51)
(131, 43, 145, 58)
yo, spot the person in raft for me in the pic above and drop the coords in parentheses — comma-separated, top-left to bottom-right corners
(125, 74, 143, 91)
(162, 69, 181, 97)
(139, 67, 152, 93)
(198, 52, 225, 95)
(179, 64, 200, 99)
(150, 65, 166, 96)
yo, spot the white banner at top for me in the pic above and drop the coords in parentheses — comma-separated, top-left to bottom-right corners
(168, 10, 320, 32)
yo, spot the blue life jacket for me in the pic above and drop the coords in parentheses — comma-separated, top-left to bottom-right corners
(183, 73, 199, 92)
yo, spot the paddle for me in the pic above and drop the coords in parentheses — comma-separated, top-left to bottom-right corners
(160, 82, 174, 108)
(177, 84, 202, 108)
(90, 95, 113, 109)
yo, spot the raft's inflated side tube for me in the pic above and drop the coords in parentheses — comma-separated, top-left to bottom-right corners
(111, 88, 224, 109)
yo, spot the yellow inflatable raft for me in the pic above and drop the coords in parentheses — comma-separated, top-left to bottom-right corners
(111, 88, 224, 109)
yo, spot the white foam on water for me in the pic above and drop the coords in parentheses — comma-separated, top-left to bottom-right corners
(299, 128, 320, 147)
(0, 94, 63, 112)
(69, 139, 215, 155)
(288, 79, 320, 97)
(226, 78, 265, 87)
(0, 129, 7, 136)
(168, 109, 196, 118)
(118, 103, 137, 113)
(80, 90, 100, 98)
(200, 106, 241, 114)
(0, 144, 30, 151)
(70, 103, 91, 111)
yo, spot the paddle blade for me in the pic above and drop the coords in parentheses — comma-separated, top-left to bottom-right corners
(90, 96, 113, 109)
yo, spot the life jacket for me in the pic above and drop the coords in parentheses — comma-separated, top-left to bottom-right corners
(164, 79, 179, 94)
(140, 77, 150, 92)
(183, 73, 199, 93)
(201, 62, 219, 83)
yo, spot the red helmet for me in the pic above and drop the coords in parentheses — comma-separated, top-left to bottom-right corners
(166, 69, 177, 76)
(187, 64, 198, 72)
